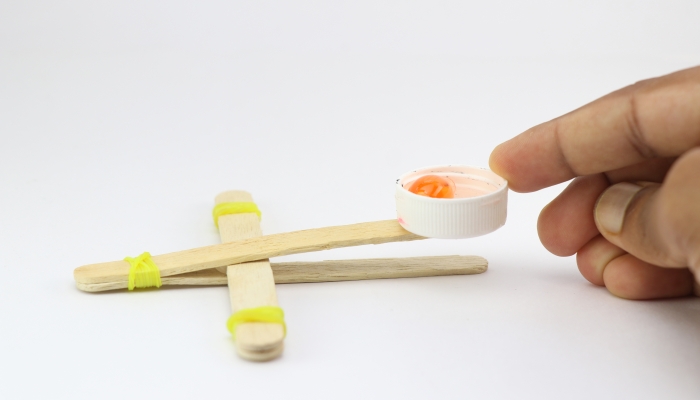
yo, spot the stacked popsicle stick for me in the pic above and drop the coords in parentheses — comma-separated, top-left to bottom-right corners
(74, 190, 488, 361)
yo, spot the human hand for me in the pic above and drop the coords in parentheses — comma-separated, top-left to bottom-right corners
(489, 66, 700, 300)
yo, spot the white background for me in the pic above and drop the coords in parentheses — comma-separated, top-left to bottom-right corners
(2, 1, 700, 399)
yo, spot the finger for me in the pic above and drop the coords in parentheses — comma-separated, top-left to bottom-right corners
(537, 158, 677, 256)
(576, 235, 626, 287)
(603, 254, 694, 300)
(604, 157, 676, 184)
(538, 174, 608, 256)
(576, 234, 694, 299)
(594, 148, 700, 270)
(490, 66, 700, 192)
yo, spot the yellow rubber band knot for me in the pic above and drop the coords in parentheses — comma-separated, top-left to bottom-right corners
(213, 202, 261, 228)
(124, 252, 162, 291)
(226, 306, 287, 339)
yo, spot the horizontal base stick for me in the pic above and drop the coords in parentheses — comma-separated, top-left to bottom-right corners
(76, 255, 487, 292)
(74, 220, 423, 286)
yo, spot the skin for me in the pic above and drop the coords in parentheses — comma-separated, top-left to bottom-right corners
(489, 66, 700, 300)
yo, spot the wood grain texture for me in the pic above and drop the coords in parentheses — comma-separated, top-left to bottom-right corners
(75, 255, 488, 292)
(270, 255, 487, 283)
(216, 190, 284, 360)
(74, 219, 423, 285)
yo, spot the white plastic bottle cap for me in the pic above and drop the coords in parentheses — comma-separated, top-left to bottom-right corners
(395, 165, 508, 239)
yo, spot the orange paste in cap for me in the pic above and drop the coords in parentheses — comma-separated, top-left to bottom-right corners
(407, 175, 455, 198)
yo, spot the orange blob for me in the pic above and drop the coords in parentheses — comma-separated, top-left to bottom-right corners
(407, 175, 455, 198)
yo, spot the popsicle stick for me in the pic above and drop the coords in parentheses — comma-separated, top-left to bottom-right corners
(74, 219, 423, 286)
(216, 190, 283, 361)
(270, 255, 487, 283)
(75, 255, 488, 292)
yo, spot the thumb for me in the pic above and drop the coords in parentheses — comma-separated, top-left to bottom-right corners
(594, 148, 700, 274)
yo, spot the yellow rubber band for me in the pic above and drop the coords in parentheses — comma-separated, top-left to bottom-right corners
(212, 202, 262, 228)
(124, 252, 162, 291)
(226, 306, 287, 339)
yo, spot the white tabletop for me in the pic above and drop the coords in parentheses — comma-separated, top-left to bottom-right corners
(2, 2, 700, 399)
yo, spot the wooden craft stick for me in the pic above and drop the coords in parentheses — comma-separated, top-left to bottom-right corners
(74, 219, 423, 286)
(216, 191, 284, 361)
(75, 255, 488, 292)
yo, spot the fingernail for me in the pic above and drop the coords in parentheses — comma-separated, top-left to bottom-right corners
(595, 183, 644, 234)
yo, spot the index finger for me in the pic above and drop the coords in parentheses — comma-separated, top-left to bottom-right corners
(489, 66, 700, 192)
